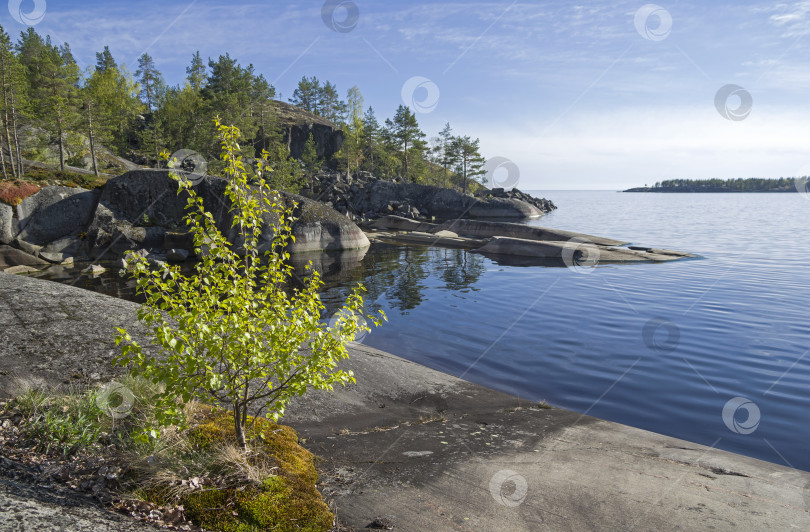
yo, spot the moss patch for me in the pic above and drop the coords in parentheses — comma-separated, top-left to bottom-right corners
(160, 406, 333, 532)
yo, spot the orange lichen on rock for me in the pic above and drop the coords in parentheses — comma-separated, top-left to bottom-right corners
(0, 181, 40, 206)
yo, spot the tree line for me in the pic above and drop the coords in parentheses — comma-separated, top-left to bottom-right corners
(0, 25, 491, 194)
(650, 178, 797, 191)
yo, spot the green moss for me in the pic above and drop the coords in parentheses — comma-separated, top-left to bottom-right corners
(178, 406, 333, 531)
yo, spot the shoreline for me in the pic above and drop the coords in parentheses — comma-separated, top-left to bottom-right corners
(1, 273, 809, 530)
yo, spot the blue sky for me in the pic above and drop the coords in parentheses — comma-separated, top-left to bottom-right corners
(11, 0, 810, 189)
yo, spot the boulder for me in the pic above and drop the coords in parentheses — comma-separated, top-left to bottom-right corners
(83, 264, 106, 275)
(16, 186, 99, 246)
(247, 192, 370, 253)
(0, 245, 48, 270)
(3, 265, 39, 274)
(88, 170, 368, 256)
(13, 238, 42, 256)
(0, 202, 12, 244)
(41, 236, 87, 259)
(165, 249, 189, 262)
(39, 251, 66, 264)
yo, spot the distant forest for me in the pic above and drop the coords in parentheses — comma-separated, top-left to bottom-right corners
(625, 177, 801, 192)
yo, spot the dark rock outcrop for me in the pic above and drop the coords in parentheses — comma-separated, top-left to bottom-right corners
(15, 186, 99, 246)
(87, 170, 368, 259)
(310, 171, 556, 221)
(271, 100, 343, 161)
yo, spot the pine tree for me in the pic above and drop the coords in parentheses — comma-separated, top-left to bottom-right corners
(27, 40, 80, 172)
(335, 85, 363, 179)
(186, 51, 206, 91)
(319, 80, 345, 123)
(95, 46, 116, 73)
(135, 53, 164, 165)
(448, 136, 486, 194)
(384, 105, 426, 182)
(290, 76, 320, 114)
(0, 26, 26, 179)
(438, 123, 453, 188)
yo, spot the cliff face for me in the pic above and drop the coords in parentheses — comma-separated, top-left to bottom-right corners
(271, 100, 344, 161)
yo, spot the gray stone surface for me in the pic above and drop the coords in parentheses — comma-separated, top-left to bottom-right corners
(475, 236, 694, 262)
(0, 203, 12, 244)
(0, 477, 161, 532)
(1, 274, 807, 531)
(0, 245, 48, 270)
(436, 218, 628, 245)
(16, 186, 99, 246)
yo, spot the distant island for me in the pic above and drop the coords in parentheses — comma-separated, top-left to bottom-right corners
(624, 178, 803, 193)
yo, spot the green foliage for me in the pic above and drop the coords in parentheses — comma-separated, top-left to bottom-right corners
(384, 104, 427, 182)
(115, 120, 384, 449)
(448, 135, 486, 194)
(14, 386, 104, 457)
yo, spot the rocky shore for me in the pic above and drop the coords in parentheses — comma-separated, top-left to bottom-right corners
(1, 273, 808, 531)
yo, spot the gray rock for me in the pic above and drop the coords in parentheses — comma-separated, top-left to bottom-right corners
(89, 170, 368, 255)
(0, 202, 12, 244)
(165, 249, 189, 262)
(39, 252, 66, 264)
(13, 238, 42, 256)
(16, 186, 99, 246)
(435, 219, 628, 246)
(3, 265, 39, 274)
(0, 245, 48, 270)
(41, 236, 87, 258)
(82, 264, 106, 275)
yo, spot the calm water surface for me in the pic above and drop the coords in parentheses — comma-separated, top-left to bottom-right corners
(46, 191, 810, 471)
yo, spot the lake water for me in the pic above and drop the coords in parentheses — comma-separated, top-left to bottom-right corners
(43, 191, 810, 471)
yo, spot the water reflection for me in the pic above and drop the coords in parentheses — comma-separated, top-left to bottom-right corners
(32, 244, 488, 319)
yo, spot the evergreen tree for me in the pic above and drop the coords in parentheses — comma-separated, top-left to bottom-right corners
(135, 53, 164, 165)
(27, 40, 80, 172)
(0, 25, 26, 179)
(95, 45, 116, 73)
(301, 132, 321, 192)
(290, 76, 320, 114)
(335, 86, 363, 179)
(186, 51, 206, 91)
(448, 135, 486, 194)
(250, 73, 277, 153)
(319, 80, 345, 123)
(384, 105, 426, 182)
